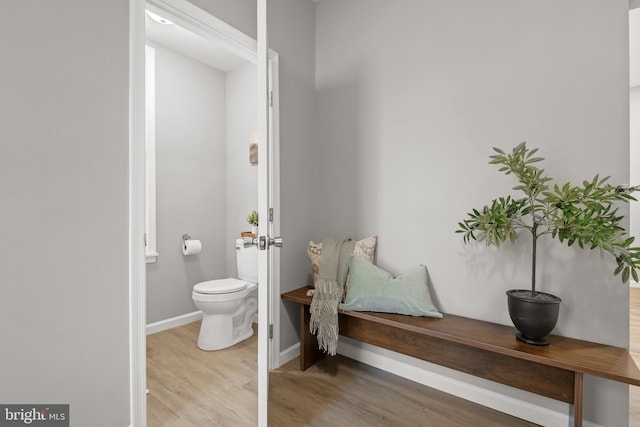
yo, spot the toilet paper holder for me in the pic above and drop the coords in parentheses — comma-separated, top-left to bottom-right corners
(181, 234, 202, 256)
(182, 234, 192, 249)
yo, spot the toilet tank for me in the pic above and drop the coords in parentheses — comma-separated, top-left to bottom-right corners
(235, 238, 258, 284)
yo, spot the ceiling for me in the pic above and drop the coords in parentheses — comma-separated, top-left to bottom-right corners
(145, 10, 250, 72)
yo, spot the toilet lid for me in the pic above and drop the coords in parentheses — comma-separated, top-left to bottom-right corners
(194, 278, 248, 294)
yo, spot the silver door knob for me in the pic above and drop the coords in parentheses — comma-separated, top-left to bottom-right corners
(243, 237, 259, 248)
(256, 236, 283, 250)
(269, 236, 283, 248)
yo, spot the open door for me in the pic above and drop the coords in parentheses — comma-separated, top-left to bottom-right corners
(257, 0, 268, 419)
(257, 1, 282, 425)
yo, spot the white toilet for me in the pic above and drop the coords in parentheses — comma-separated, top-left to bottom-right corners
(192, 238, 258, 351)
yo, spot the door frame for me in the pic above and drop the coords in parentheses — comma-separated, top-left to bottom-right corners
(128, 0, 280, 425)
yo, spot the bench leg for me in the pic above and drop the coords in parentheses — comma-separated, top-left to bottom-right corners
(573, 372, 583, 427)
(299, 304, 324, 370)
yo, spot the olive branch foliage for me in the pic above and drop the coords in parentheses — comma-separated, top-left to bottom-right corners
(247, 210, 259, 226)
(457, 143, 640, 293)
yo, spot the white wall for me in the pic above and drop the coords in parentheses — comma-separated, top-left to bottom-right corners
(633, 87, 640, 252)
(145, 43, 228, 323)
(226, 62, 258, 276)
(631, 6, 640, 257)
(315, 0, 630, 425)
(0, 2, 130, 426)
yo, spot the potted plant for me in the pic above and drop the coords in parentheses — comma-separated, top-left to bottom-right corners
(457, 142, 640, 345)
(247, 210, 259, 235)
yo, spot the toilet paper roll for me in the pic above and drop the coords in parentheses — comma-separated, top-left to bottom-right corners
(182, 239, 202, 256)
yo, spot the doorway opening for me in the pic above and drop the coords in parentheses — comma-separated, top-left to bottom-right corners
(129, 1, 280, 425)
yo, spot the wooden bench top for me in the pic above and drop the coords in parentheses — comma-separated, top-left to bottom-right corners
(282, 286, 640, 387)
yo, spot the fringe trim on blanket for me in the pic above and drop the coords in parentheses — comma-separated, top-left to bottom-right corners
(309, 278, 343, 356)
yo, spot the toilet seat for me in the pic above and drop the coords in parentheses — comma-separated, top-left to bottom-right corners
(192, 281, 257, 304)
(194, 278, 248, 295)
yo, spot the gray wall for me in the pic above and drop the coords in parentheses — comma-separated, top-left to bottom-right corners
(146, 43, 228, 324)
(4, 0, 630, 425)
(266, 0, 318, 350)
(315, 0, 630, 425)
(0, 2, 130, 426)
(226, 63, 258, 277)
(0, 0, 317, 425)
(189, 0, 257, 39)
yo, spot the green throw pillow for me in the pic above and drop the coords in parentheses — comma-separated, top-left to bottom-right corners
(340, 256, 443, 318)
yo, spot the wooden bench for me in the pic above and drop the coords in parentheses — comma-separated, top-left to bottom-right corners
(282, 286, 640, 427)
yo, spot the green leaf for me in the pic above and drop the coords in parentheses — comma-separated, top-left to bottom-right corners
(615, 263, 625, 275)
(457, 143, 640, 286)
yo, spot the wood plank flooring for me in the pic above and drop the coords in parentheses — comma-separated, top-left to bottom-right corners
(147, 322, 258, 426)
(147, 321, 537, 426)
(269, 354, 536, 427)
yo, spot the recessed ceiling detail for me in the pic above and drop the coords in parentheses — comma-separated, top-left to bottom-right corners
(146, 10, 173, 25)
(145, 9, 250, 72)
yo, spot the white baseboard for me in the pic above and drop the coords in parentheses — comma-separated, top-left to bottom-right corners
(334, 337, 607, 427)
(278, 342, 301, 367)
(146, 311, 203, 335)
(336, 337, 576, 427)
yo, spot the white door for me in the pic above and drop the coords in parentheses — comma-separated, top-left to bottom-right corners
(257, 1, 282, 425)
(257, 2, 269, 418)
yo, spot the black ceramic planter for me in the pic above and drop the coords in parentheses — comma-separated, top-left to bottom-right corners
(506, 289, 561, 346)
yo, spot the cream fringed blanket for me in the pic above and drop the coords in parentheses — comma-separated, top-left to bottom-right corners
(309, 238, 355, 355)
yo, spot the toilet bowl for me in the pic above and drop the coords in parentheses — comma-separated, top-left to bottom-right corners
(192, 239, 258, 351)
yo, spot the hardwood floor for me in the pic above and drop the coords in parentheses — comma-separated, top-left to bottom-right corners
(269, 354, 536, 427)
(147, 321, 536, 426)
(147, 322, 258, 426)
